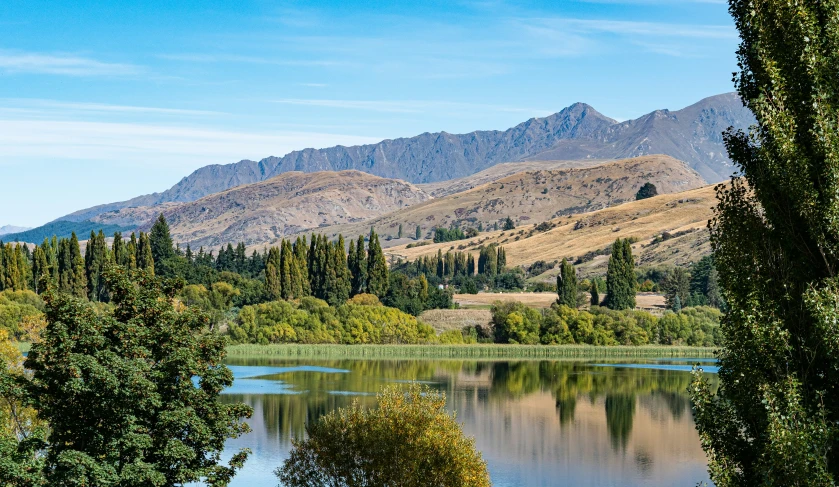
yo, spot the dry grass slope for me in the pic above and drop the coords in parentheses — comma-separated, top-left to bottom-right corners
(387, 183, 718, 278)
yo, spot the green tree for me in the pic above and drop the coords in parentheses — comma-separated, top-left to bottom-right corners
(415, 225, 421, 240)
(349, 235, 367, 296)
(496, 246, 506, 271)
(293, 237, 310, 296)
(366, 230, 388, 298)
(590, 281, 600, 306)
(663, 267, 690, 310)
(398, 223, 403, 239)
(280, 240, 296, 300)
(265, 246, 281, 301)
(84, 230, 110, 302)
(690, 1, 839, 485)
(502, 216, 515, 230)
(19, 267, 252, 485)
(556, 258, 578, 307)
(277, 384, 490, 487)
(605, 238, 635, 310)
(137, 232, 155, 276)
(149, 214, 175, 266)
(635, 182, 658, 200)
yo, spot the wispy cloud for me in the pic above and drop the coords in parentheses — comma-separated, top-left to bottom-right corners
(519, 17, 736, 40)
(158, 53, 346, 67)
(0, 98, 221, 117)
(0, 120, 381, 167)
(270, 98, 548, 115)
(0, 50, 141, 76)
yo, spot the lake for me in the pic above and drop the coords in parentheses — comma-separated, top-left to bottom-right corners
(220, 357, 715, 486)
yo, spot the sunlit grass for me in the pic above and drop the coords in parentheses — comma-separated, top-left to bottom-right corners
(226, 343, 716, 360)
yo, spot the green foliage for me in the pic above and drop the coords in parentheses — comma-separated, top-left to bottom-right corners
(0, 290, 44, 340)
(502, 216, 515, 230)
(556, 258, 578, 307)
(605, 238, 636, 310)
(688, 3, 839, 484)
(17, 267, 252, 486)
(635, 182, 658, 200)
(2, 220, 129, 245)
(490, 300, 719, 347)
(366, 230, 389, 298)
(229, 298, 435, 345)
(277, 383, 490, 487)
(149, 214, 175, 266)
(663, 267, 689, 310)
(415, 225, 422, 240)
(433, 226, 466, 243)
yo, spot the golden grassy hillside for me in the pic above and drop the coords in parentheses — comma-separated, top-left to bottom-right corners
(159, 170, 431, 248)
(387, 183, 718, 278)
(297, 155, 707, 245)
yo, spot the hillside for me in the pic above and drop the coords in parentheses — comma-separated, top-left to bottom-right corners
(386, 184, 718, 278)
(0, 225, 31, 236)
(291, 155, 706, 246)
(55, 93, 751, 225)
(144, 170, 431, 248)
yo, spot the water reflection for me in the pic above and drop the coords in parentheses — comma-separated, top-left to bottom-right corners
(220, 358, 714, 487)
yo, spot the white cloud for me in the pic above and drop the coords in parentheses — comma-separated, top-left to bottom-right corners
(0, 120, 381, 167)
(520, 17, 736, 40)
(271, 98, 548, 115)
(0, 50, 141, 76)
(0, 98, 221, 116)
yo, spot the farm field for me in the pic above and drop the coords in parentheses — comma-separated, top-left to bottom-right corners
(453, 292, 666, 310)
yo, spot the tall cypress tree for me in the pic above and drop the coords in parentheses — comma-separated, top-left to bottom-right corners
(436, 249, 445, 279)
(467, 253, 476, 276)
(351, 235, 367, 296)
(497, 246, 507, 272)
(415, 225, 421, 240)
(138, 232, 155, 276)
(265, 246, 281, 301)
(366, 230, 388, 297)
(556, 258, 578, 307)
(325, 236, 351, 306)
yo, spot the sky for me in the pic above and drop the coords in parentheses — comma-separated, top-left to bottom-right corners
(0, 0, 739, 227)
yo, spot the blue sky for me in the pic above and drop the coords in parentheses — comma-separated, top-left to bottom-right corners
(0, 0, 738, 227)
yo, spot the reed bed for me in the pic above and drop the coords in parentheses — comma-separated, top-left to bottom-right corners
(225, 344, 716, 360)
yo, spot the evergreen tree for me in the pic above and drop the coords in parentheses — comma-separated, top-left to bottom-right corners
(635, 182, 658, 200)
(663, 267, 690, 310)
(502, 217, 515, 230)
(325, 236, 351, 306)
(605, 238, 635, 310)
(478, 246, 498, 276)
(112, 232, 128, 267)
(349, 235, 367, 296)
(672, 295, 681, 313)
(398, 224, 403, 239)
(556, 258, 578, 307)
(366, 230, 388, 297)
(149, 213, 175, 265)
(436, 249, 445, 279)
(265, 246, 281, 301)
(415, 225, 421, 240)
(467, 254, 476, 276)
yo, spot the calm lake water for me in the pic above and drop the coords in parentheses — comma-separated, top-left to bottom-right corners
(219, 357, 715, 487)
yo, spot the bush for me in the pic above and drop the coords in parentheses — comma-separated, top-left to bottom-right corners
(277, 384, 490, 487)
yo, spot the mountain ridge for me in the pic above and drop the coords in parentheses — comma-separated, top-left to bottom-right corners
(56, 93, 752, 224)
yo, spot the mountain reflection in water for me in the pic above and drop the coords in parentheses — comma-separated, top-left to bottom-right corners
(218, 358, 714, 487)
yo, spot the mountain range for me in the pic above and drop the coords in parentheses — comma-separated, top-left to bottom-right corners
(0, 225, 31, 236)
(58, 92, 752, 224)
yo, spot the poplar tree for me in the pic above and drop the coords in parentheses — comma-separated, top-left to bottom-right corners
(350, 235, 367, 296)
(127, 233, 138, 270)
(324, 236, 351, 306)
(689, 1, 839, 485)
(85, 230, 110, 302)
(112, 232, 127, 267)
(294, 236, 310, 296)
(265, 246, 281, 301)
(137, 232, 155, 276)
(605, 238, 635, 310)
(32, 245, 49, 293)
(279, 240, 296, 300)
(436, 249, 445, 279)
(415, 225, 421, 240)
(68, 233, 87, 299)
(556, 258, 577, 307)
(590, 281, 600, 307)
(496, 246, 506, 271)
(467, 254, 476, 276)
(366, 230, 388, 297)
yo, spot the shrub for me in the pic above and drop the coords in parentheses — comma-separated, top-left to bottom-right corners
(276, 384, 490, 487)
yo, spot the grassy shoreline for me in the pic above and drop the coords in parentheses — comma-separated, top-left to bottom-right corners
(225, 343, 717, 360)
